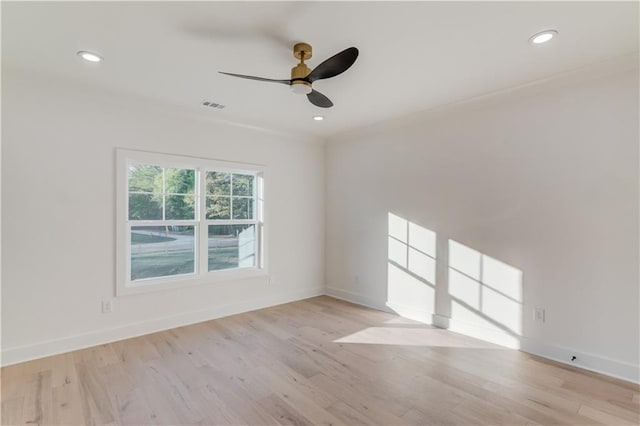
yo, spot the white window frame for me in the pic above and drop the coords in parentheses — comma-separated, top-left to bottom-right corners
(116, 149, 267, 296)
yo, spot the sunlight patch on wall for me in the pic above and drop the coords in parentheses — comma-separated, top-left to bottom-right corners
(449, 268, 480, 308)
(388, 263, 436, 312)
(448, 240, 523, 346)
(386, 213, 436, 322)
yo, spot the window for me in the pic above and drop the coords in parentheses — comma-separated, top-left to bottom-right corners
(117, 150, 265, 295)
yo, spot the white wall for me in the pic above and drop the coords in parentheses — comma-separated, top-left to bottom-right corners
(1, 69, 325, 364)
(325, 59, 639, 382)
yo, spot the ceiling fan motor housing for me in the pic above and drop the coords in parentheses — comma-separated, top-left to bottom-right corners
(291, 63, 312, 88)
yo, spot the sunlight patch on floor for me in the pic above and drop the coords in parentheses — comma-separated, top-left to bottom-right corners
(333, 326, 499, 348)
(383, 317, 424, 325)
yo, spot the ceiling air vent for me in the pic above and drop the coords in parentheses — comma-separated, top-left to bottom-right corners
(202, 101, 226, 109)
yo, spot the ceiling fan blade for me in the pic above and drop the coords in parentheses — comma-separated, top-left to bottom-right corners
(219, 72, 291, 85)
(306, 47, 359, 83)
(307, 89, 333, 108)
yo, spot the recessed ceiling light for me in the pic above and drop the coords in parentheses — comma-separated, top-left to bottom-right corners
(77, 51, 103, 63)
(529, 30, 558, 45)
(313, 116, 324, 121)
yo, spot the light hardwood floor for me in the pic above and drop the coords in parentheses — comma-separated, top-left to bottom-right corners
(2, 296, 638, 425)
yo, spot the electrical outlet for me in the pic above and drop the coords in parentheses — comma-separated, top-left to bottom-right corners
(102, 300, 113, 314)
(534, 307, 545, 323)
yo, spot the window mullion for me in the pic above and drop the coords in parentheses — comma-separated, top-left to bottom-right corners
(257, 174, 263, 269)
(206, 219, 256, 226)
(126, 222, 132, 282)
(128, 220, 197, 227)
(229, 173, 234, 220)
(199, 169, 208, 274)
(162, 167, 166, 221)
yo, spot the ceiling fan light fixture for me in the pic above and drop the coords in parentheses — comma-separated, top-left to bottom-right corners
(291, 81, 312, 95)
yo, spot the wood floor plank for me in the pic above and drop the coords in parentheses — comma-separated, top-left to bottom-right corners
(325, 400, 375, 425)
(2, 296, 638, 425)
(1, 395, 25, 426)
(51, 373, 85, 425)
(252, 367, 343, 425)
(577, 403, 638, 425)
(75, 361, 117, 425)
(256, 394, 315, 426)
(309, 372, 412, 425)
(401, 407, 467, 426)
(186, 384, 245, 425)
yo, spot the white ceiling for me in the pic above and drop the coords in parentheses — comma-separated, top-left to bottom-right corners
(3, 1, 638, 137)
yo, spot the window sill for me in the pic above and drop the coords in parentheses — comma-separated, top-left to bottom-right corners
(116, 268, 268, 297)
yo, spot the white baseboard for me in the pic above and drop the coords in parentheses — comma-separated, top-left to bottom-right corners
(1, 286, 324, 367)
(519, 337, 640, 384)
(434, 313, 639, 384)
(324, 289, 640, 384)
(325, 286, 393, 313)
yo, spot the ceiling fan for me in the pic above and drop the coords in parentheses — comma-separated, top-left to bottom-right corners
(219, 43, 358, 108)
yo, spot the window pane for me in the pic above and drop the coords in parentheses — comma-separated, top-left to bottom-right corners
(208, 224, 256, 271)
(206, 196, 230, 219)
(128, 193, 162, 220)
(166, 195, 195, 220)
(206, 172, 231, 195)
(130, 226, 195, 280)
(232, 197, 254, 220)
(232, 174, 254, 196)
(165, 168, 195, 195)
(128, 165, 162, 193)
